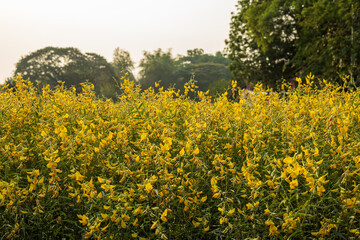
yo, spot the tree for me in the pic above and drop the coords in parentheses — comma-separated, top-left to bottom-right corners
(138, 48, 232, 96)
(297, 0, 360, 85)
(177, 62, 231, 94)
(226, 0, 360, 88)
(14, 47, 120, 99)
(83, 52, 121, 99)
(177, 49, 232, 94)
(111, 48, 135, 81)
(226, 0, 298, 89)
(138, 49, 180, 90)
(181, 48, 231, 65)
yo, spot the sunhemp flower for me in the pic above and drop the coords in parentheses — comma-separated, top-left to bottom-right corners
(145, 182, 153, 193)
(77, 214, 89, 225)
(161, 209, 168, 222)
(265, 220, 278, 236)
(289, 179, 299, 189)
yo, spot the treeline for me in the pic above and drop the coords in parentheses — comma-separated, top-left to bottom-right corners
(5, 0, 360, 97)
(5, 47, 231, 100)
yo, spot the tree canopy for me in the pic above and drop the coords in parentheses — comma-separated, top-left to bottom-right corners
(138, 49, 180, 91)
(9, 46, 231, 99)
(111, 48, 135, 81)
(138, 48, 231, 96)
(13, 46, 120, 99)
(226, 0, 360, 88)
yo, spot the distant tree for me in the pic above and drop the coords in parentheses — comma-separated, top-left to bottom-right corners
(83, 52, 121, 99)
(177, 49, 232, 94)
(111, 48, 135, 81)
(15, 47, 84, 88)
(138, 48, 232, 96)
(138, 49, 180, 90)
(208, 78, 230, 97)
(181, 48, 230, 65)
(179, 62, 231, 93)
(14, 46, 120, 99)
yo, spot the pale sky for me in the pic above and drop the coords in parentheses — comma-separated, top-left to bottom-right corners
(0, 0, 237, 83)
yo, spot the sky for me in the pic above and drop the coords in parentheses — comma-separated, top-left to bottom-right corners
(0, 0, 238, 83)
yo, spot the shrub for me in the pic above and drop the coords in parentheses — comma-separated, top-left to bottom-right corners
(0, 74, 360, 239)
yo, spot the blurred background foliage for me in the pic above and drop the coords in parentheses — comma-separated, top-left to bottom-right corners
(6, 47, 231, 99)
(3, 0, 360, 97)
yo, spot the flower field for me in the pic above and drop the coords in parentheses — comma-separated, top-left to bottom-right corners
(1, 75, 360, 239)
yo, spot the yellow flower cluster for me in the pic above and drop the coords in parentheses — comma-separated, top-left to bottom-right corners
(0, 74, 360, 239)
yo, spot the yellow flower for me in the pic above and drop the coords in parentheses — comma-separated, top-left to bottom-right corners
(317, 184, 326, 196)
(97, 192, 103, 198)
(246, 203, 253, 210)
(161, 209, 168, 222)
(200, 196, 207, 202)
(269, 224, 278, 236)
(121, 219, 126, 228)
(133, 206, 143, 216)
(179, 148, 185, 156)
(228, 208, 236, 217)
(231, 80, 237, 89)
(344, 197, 356, 207)
(77, 214, 89, 225)
(265, 220, 278, 236)
(185, 141, 191, 153)
(219, 217, 227, 225)
(318, 174, 329, 185)
(213, 192, 221, 198)
(313, 147, 319, 157)
(38, 177, 44, 185)
(140, 132, 148, 142)
(192, 147, 200, 156)
(289, 179, 299, 189)
(150, 221, 157, 230)
(131, 233, 138, 238)
(283, 156, 294, 165)
(267, 180, 275, 189)
(74, 171, 84, 181)
(203, 226, 210, 232)
(98, 176, 106, 183)
(192, 220, 200, 227)
(101, 224, 109, 232)
(218, 207, 225, 215)
(350, 229, 360, 236)
(145, 182, 153, 193)
(122, 214, 130, 221)
(133, 218, 139, 227)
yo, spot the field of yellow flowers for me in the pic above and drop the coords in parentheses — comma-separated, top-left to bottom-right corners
(0, 75, 360, 239)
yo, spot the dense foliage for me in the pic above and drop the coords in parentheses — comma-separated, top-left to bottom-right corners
(12, 47, 121, 99)
(226, 0, 360, 88)
(1, 75, 360, 239)
(112, 48, 136, 82)
(8, 47, 231, 98)
(138, 48, 231, 96)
